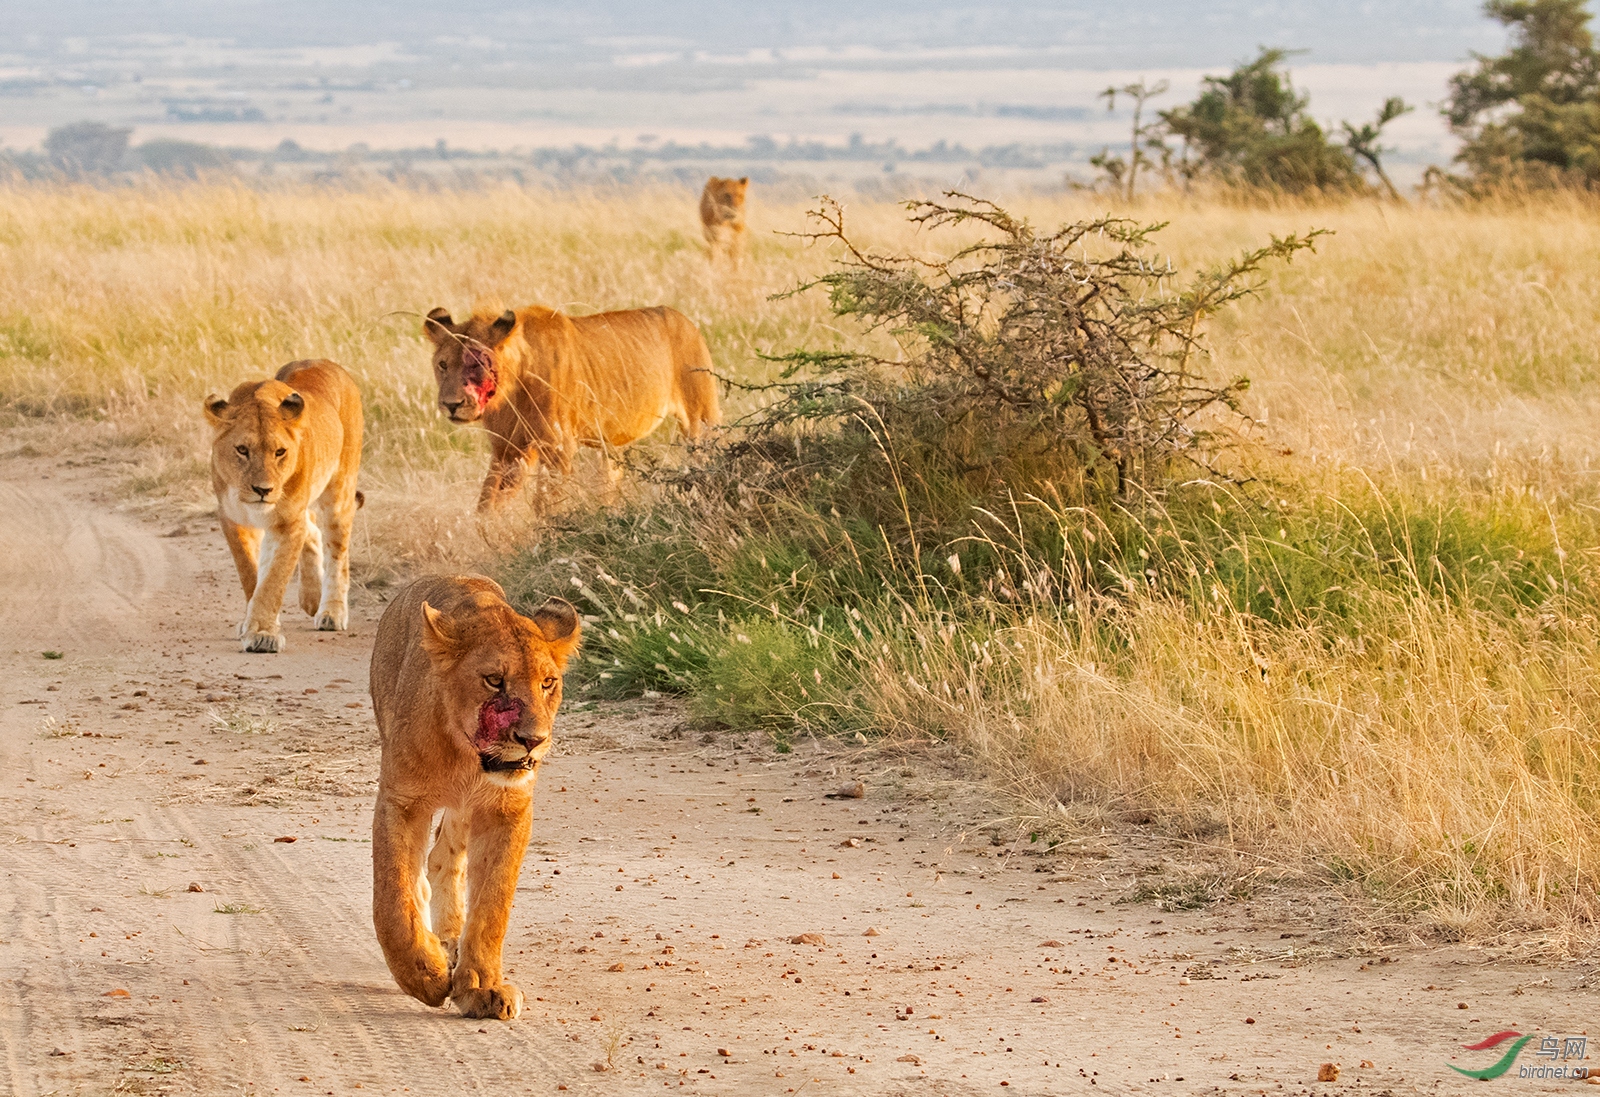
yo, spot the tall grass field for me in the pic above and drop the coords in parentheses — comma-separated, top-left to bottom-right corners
(5, 181, 1600, 943)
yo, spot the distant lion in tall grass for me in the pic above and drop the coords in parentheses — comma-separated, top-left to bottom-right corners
(699, 176, 749, 264)
(423, 305, 721, 510)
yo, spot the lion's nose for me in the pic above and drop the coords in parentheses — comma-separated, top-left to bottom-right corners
(443, 400, 464, 417)
(251, 485, 272, 500)
(513, 726, 548, 749)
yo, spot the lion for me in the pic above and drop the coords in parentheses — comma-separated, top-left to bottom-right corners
(368, 574, 580, 1020)
(203, 359, 363, 654)
(423, 304, 721, 509)
(699, 175, 749, 263)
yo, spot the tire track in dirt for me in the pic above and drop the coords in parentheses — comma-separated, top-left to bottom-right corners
(0, 474, 176, 649)
(0, 466, 193, 1093)
(131, 799, 593, 1093)
(0, 461, 593, 1095)
(2, 453, 1596, 1097)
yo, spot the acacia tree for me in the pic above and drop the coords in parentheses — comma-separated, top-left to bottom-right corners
(1081, 52, 1410, 198)
(1446, 0, 1600, 185)
(1159, 48, 1365, 193)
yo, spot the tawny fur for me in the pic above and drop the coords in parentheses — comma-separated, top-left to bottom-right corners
(203, 359, 363, 654)
(369, 575, 580, 1020)
(699, 175, 749, 264)
(423, 304, 721, 509)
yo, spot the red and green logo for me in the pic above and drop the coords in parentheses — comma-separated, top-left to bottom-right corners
(1449, 1031, 1533, 1080)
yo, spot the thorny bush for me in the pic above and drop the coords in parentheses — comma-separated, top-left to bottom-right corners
(744, 193, 1326, 505)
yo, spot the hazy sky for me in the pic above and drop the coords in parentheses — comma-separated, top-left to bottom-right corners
(8, 1, 1501, 63)
(0, 1, 1514, 177)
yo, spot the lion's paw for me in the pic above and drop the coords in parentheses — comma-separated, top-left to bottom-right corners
(242, 629, 285, 654)
(452, 983, 523, 1021)
(400, 948, 452, 1007)
(313, 607, 348, 631)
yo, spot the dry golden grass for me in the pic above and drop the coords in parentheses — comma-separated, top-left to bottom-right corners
(0, 181, 871, 573)
(5, 181, 1600, 940)
(848, 195, 1600, 940)
(868, 523, 1600, 935)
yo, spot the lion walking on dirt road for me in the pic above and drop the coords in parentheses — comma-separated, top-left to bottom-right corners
(369, 574, 580, 1020)
(203, 359, 363, 653)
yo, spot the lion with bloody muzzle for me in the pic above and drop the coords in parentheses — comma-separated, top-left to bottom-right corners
(369, 574, 580, 1020)
(423, 303, 721, 509)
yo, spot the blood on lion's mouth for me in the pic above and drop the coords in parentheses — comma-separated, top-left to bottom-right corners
(461, 347, 498, 408)
(474, 694, 533, 772)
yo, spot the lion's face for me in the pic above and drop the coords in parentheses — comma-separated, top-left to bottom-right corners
(704, 176, 749, 224)
(203, 380, 308, 509)
(419, 592, 580, 783)
(423, 308, 518, 423)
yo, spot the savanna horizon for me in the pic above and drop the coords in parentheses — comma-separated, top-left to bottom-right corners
(4, 178, 1600, 946)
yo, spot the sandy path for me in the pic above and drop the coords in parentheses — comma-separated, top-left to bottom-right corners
(0, 452, 1595, 1096)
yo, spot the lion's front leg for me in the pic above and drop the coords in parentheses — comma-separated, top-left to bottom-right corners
(477, 453, 528, 511)
(241, 521, 305, 653)
(426, 809, 468, 967)
(372, 795, 453, 1008)
(479, 425, 544, 512)
(219, 517, 261, 606)
(450, 797, 533, 1020)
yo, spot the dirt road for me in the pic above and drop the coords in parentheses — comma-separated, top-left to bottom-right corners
(0, 453, 1594, 1096)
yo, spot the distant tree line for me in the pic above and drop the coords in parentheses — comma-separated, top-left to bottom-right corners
(2, 121, 234, 180)
(0, 125, 1093, 184)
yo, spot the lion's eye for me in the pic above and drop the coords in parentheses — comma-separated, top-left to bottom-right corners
(542, 676, 557, 691)
(484, 675, 504, 691)
(274, 448, 286, 458)
(235, 444, 248, 457)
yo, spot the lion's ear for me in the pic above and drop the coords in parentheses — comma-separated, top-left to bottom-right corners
(487, 309, 517, 347)
(424, 307, 454, 345)
(278, 392, 305, 421)
(420, 601, 459, 658)
(202, 394, 230, 425)
(737, 176, 748, 187)
(530, 597, 581, 667)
